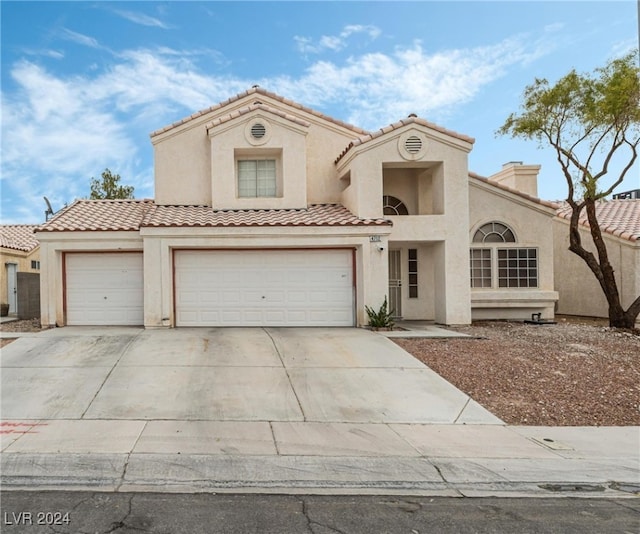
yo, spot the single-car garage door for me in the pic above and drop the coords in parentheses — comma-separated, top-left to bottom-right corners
(66, 253, 143, 325)
(175, 249, 354, 327)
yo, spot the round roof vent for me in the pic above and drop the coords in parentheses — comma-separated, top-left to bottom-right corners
(404, 135, 423, 154)
(250, 123, 266, 139)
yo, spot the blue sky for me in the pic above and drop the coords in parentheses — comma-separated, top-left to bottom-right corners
(1, 1, 638, 224)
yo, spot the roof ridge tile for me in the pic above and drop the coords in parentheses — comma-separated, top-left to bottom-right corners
(335, 115, 475, 164)
(151, 87, 369, 138)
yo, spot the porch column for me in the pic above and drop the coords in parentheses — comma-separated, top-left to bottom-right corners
(433, 240, 471, 325)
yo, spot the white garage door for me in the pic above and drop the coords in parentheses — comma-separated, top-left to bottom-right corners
(66, 253, 143, 325)
(175, 250, 354, 327)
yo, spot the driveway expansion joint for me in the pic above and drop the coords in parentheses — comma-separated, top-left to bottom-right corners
(263, 328, 307, 422)
(80, 330, 145, 419)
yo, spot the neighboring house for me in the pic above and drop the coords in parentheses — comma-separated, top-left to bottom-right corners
(0, 225, 40, 316)
(553, 198, 640, 323)
(37, 87, 564, 328)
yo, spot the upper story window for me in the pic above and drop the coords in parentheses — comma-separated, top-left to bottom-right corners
(383, 195, 409, 216)
(470, 221, 538, 288)
(238, 159, 277, 197)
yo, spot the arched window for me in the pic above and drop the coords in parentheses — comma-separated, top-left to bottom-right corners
(470, 222, 538, 288)
(473, 222, 516, 243)
(383, 195, 409, 216)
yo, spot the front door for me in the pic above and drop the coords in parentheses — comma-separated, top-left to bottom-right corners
(6, 263, 17, 314)
(388, 249, 402, 318)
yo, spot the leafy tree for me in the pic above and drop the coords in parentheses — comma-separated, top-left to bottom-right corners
(498, 51, 640, 328)
(89, 168, 135, 200)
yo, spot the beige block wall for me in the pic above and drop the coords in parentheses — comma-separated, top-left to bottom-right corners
(553, 219, 640, 322)
(0, 248, 40, 307)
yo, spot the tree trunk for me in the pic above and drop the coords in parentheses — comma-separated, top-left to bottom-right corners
(567, 199, 640, 329)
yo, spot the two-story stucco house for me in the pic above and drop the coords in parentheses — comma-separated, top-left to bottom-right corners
(36, 87, 560, 328)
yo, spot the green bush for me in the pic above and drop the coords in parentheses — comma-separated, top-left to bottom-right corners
(365, 296, 395, 329)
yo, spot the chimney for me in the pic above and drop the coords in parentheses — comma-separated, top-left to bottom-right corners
(489, 161, 540, 197)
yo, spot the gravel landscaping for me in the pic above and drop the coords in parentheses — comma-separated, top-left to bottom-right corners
(394, 316, 640, 426)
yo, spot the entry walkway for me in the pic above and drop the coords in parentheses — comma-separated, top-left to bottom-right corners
(1, 327, 638, 496)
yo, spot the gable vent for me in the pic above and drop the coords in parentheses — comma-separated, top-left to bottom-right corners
(250, 123, 267, 139)
(404, 135, 423, 154)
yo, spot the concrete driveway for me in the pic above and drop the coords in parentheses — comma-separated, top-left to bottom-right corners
(1, 327, 499, 425)
(4, 328, 640, 497)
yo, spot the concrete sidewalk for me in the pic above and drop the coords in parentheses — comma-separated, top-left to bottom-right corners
(1, 327, 638, 497)
(1, 421, 638, 497)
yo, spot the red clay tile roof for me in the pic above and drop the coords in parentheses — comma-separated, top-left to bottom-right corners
(335, 116, 476, 164)
(36, 199, 155, 232)
(36, 201, 391, 232)
(142, 203, 391, 228)
(556, 199, 640, 242)
(150, 87, 369, 138)
(206, 102, 311, 131)
(0, 225, 39, 252)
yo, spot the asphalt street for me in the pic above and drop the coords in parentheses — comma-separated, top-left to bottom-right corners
(1, 492, 639, 534)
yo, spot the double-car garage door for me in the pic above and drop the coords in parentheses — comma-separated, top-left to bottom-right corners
(175, 250, 354, 327)
(65, 250, 354, 327)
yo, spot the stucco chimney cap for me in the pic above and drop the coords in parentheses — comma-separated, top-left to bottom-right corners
(502, 161, 523, 168)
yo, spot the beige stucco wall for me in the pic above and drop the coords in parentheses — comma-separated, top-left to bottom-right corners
(140, 225, 391, 328)
(468, 179, 558, 320)
(553, 218, 640, 323)
(35, 231, 143, 328)
(208, 112, 308, 210)
(1, 247, 40, 308)
(43, 93, 580, 329)
(386, 243, 436, 321)
(154, 124, 212, 205)
(337, 126, 473, 325)
(153, 93, 358, 208)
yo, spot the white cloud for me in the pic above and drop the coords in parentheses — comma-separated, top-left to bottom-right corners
(277, 36, 549, 129)
(114, 9, 171, 29)
(60, 28, 102, 49)
(1, 62, 137, 219)
(295, 24, 382, 54)
(22, 48, 65, 60)
(1, 33, 551, 222)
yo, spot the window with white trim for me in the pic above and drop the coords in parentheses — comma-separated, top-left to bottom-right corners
(470, 222, 538, 288)
(498, 248, 538, 288)
(470, 248, 491, 288)
(237, 159, 277, 197)
(473, 222, 515, 243)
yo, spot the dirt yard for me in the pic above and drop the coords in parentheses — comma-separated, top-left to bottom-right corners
(394, 316, 640, 426)
(0, 318, 42, 348)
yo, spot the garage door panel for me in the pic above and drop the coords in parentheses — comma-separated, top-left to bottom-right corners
(66, 253, 143, 326)
(175, 250, 354, 327)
